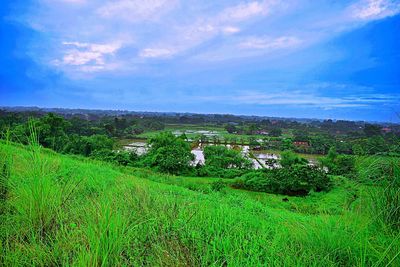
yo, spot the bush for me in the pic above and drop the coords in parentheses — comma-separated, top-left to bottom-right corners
(196, 165, 246, 179)
(63, 134, 114, 157)
(332, 155, 356, 178)
(90, 149, 139, 166)
(210, 180, 226, 192)
(319, 148, 356, 178)
(144, 132, 194, 175)
(237, 165, 331, 196)
(280, 150, 308, 168)
(203, 145, 253, 170)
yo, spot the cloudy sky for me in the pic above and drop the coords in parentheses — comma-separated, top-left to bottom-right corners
(1, 0, 399, 122)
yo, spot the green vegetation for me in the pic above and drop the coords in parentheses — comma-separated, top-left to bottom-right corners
(234, 165, 330, 196)
(1, 140, 400, 266)
(280, 150, 309, 168)
(2, 109, 399, 157)
(320, 147, 357, 178)
(195, 145, 253, 178)
(1, 109, 400, 265)
(143, 132, 194, 174)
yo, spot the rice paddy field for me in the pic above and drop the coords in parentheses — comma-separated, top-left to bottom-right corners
(133, 124, 293, 142)
(1, 140, 399, 266)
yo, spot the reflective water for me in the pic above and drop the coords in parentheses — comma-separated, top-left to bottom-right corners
(124, 141, 284, 169)
(173, 130, 220, 137)
(123, 141, 317, 169)
(123, 141, 147, 155)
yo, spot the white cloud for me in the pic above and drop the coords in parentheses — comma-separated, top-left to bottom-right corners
(63, 42, 121, 54)
(239, 36, 302, 49)
(52, 0, 86, 3)
(139, 48, 175, 58)
(21, 0, 400, 77)
(222, 26, 241, 34)
(217, 1, 271, 22)
(97, 0, 178, 22)
(349, 0, 400, 20)
(138, 1, 279, 59)
(57, 41, 121, 73)
(199, 90, 399, 109)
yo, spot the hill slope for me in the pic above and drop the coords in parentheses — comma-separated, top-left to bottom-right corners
(1, 141, 399, 266)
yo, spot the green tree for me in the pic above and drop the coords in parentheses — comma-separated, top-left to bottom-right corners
(280, 138, 294, 151)
(279, 150, 308, 168)
(248, 137, 260, 149)
(36, 113, 71, 151)
(293, 130, 309, 142)
(204, 145, 252, 169)
(364, 124, 381, 137)
(366, 136, 388, 154)
(63, 134, 114, 156)
(352, 144, 365, 155)
(225, 124, 237, 134)
(269, 128, 282, 137)
(319, 147, 356, 177)
(309, 134, 334, 154)
(145, 132, 194, 174)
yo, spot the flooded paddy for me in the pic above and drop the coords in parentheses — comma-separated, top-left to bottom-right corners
(123, 139, 320, 169)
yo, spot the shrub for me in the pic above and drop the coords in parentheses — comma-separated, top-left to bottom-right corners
(237, 165, 331, 196)
(203, 145, 253, 170)
(319, 148, 356, 178)
(333, 155, 356, 177)
(280, 150, 308, 168)
(196, 165, 246, 179)
(63, 134, 114, 157)
(210, 180, 226, 192)
(144, 132, 194, 175)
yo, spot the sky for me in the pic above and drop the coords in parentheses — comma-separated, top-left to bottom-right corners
(0, 0, 399, 122)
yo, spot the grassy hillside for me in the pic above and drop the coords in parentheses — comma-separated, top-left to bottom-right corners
(1, 141, 399, 266)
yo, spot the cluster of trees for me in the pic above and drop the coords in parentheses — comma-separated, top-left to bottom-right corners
(0, 110, 165, 140)
(1, 113, 139, 166)
(0, 110, 398, 197)
(242, 130, 399, 156)
(233, 151, 331, 196)
(221, 119, 400, 156)
(197, 145, 253, 178)
(2, 109, 399, 156)
(143, 132, 194, 174)
(139, 133, 333, 196)
(319, 147, 357, 178)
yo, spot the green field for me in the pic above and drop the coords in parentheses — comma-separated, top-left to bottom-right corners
(134, 123, 292, 142)
(1, 141, 399, 266)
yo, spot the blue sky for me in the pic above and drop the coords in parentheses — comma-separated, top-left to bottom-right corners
(1, 0, 399, 122)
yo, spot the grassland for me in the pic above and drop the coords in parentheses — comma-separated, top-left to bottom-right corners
(1, 141, 400, 266)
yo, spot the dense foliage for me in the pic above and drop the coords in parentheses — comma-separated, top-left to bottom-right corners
(1, 108, 399, 265)
(279, 150, 308, 168)
(144, 132, 194, 174)
(235, 165, 331, 196)
(1, 109, 399, 157)
(1, 142, 399, 266)
(203, 145, 252, 169)
(319, 147, 357, 178)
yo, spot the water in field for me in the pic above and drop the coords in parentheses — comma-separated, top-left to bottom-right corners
(173, 130, 220, 137)
(123, 140, 317, 169)
(191, 148, 205, 165)
(123, 140, 147, 155)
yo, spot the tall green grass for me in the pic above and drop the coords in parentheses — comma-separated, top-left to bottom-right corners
(0, 129, 12, 210)
(1, 131, 399, 265)
(358, 156, 400, 232)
